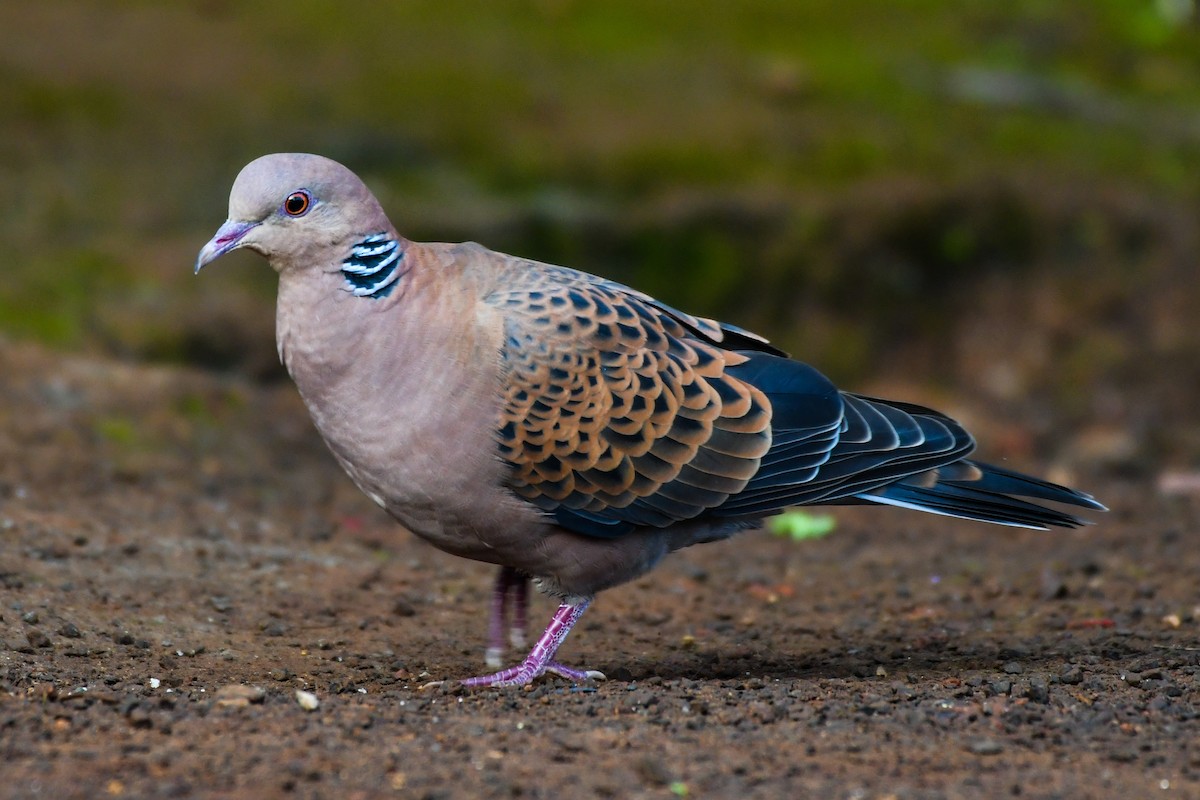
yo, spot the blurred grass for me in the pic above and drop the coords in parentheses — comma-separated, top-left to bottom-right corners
(1, 0, 1199, 435)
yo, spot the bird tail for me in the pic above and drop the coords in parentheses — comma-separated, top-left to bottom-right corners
(857, 460, 1107, 530)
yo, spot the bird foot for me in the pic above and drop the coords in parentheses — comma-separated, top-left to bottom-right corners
(459, 660, 605, 688)
(462, 600, 594, 688)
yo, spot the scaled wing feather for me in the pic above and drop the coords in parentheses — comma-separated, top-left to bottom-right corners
(487, 262, 777, 533)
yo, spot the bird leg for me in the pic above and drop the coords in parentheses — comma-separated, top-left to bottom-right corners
(511, 574, 529, 648)
(485, 567, 530, 667)
(462, 600, 605, 687)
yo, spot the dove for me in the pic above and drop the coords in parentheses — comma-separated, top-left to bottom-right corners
(196, 153, 1105, 687)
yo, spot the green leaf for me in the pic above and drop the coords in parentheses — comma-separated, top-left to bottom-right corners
(768, 511, 837, 541)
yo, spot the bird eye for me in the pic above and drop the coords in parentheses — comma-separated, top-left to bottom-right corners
(283, 190, 312, 217)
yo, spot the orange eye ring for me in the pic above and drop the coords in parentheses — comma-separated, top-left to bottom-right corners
(284, 190, 312, 217)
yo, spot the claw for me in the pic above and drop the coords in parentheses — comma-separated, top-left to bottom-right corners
(545, 663, 606, 683)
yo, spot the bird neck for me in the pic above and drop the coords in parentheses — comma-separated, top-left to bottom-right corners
(273, 242, 496, 411)
(337, 232, 409, 299)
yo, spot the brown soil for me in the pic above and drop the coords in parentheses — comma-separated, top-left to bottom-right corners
(1, 338, 1197, 800)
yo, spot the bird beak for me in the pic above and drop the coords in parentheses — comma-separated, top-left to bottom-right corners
(195, 219, 260, 274)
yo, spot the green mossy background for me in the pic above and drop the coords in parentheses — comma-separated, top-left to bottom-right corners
(2, 0, 1198, 466)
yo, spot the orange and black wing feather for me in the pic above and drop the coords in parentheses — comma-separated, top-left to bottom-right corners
(487, 262, 783, 535)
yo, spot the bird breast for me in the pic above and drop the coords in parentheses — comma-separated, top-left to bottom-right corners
(274, 265, 543, 561)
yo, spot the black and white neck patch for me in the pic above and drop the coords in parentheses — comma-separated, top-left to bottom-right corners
(341, 234, 404, 299)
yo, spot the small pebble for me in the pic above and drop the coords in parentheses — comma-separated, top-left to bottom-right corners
(967, 738, 1004, 756)
(26, 629, 52, 649)
(1039, 569, 1068, 600)
(214, 684, 266, 707)
(1002, 662, 1023, 675)
(295, 690, 320, 711)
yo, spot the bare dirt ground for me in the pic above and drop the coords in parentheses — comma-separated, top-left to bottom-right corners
(1, 338, 1197, 799)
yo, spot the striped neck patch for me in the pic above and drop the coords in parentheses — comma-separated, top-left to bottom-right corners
(341, 234, 404, 299)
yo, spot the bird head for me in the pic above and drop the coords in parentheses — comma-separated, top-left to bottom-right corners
(195, 153, 390, 275)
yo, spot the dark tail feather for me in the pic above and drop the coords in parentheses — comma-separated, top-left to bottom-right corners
(862, 460, 1106, 530)
(952, 461, 1106, 511)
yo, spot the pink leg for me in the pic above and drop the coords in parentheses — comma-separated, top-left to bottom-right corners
(510, 574, 529, 649)
(485, 567, 529, 667)
(462, 600, 604, 688)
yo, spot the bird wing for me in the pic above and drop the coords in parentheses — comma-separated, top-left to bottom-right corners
(711, 387, 976, 516)
(484, 259, 1063, 536)
(485, 261, 807, 537)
